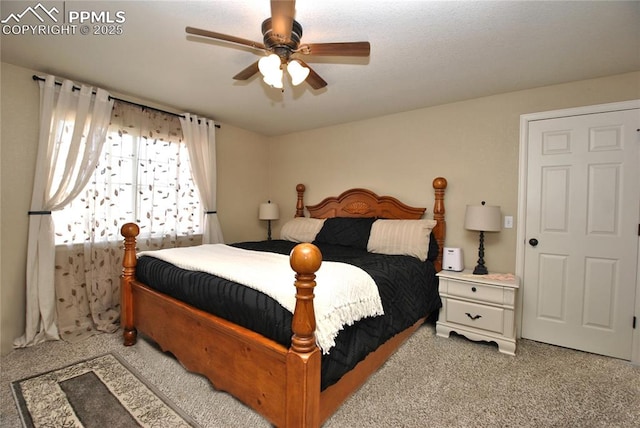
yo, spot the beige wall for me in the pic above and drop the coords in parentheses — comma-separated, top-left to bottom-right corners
(1, 63, 40, 356)
(0, 62, 270, 355)
(268, 71, 640, 276)
(216, 123, 271, 243)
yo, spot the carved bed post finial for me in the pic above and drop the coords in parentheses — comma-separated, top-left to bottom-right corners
(432, 177, 447, 272)
(121, 222, 140, 346)
(287, 243, 322, 427)
(289, 243, 322, 353)
(295, 184, 306, 218)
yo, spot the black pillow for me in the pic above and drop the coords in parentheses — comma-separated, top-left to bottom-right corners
(313, 217, 376, 250)
(428, 231, 439, 262)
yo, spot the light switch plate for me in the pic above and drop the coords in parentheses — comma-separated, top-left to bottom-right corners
(504, 216, 513, 229)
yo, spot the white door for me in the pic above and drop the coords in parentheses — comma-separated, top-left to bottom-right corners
(521, 108, 639, 360)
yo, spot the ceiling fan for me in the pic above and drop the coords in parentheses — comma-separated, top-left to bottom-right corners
(185, 0, 370, 90)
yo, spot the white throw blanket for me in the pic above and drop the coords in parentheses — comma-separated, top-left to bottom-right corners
(138, 245, 384, 354)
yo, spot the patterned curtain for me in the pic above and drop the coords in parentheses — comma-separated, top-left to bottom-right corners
(53, 101, 202, 342)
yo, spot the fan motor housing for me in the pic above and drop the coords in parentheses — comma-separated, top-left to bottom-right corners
(261, 18, 303, 52)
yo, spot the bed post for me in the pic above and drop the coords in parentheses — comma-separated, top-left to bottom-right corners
(295, 184, 306, 217)
(286, 243, 322, 427)
(121, 222, 140, 346)
(432, 177, 447, 272)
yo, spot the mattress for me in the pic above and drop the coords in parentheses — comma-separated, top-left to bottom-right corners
(134, 239, 441, 390)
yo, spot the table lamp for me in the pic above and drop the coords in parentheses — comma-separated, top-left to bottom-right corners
(259, 200, 279, 240)
(464, 201, 501, 275)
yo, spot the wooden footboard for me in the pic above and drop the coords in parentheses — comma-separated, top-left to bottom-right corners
(122, 225, 323, 426)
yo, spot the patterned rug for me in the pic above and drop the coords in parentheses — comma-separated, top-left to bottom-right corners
(11, 352, 199, 428)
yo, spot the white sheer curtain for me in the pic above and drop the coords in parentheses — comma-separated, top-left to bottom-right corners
(14, 75, 113, 348)
(179, 114, 224, 244)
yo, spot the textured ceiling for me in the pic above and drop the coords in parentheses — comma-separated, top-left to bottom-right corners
(2, 1, 639, 136)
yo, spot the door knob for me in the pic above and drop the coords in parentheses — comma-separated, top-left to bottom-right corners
(529, 238, 539, 247)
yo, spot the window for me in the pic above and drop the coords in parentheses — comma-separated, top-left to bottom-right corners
(53, 102, 202, 246)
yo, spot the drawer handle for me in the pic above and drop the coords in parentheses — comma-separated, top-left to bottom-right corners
(466, 313, 482, 321)
(471, 287, 477, 292)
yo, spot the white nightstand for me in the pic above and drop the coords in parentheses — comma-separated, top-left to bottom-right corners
(436, 270, 520, 355)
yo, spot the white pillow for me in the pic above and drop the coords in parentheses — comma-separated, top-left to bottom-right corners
(367, 219, 437, 261)
(280, 217, 326, 243)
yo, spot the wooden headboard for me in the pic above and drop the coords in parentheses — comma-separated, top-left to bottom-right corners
(293, 177, 448, 271)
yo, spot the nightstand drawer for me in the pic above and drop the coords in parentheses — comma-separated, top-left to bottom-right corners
(446, 299, 504, 334)
(445, 280, 504, 305)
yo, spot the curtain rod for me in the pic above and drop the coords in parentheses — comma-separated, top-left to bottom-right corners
(32, 75, 220, 128)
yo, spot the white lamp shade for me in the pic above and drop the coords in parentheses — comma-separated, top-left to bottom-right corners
(262, 70, 283, 89)
(259, 202, 280, 220)
(287, 60, 310, 86)
(464, 204, 501, 232)
(259, 54, 283, 88)
(258, 54, 280, 76)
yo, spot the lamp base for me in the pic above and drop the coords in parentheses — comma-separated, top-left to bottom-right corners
(473, 230, 488, 275)
(472, 264, 488, 275)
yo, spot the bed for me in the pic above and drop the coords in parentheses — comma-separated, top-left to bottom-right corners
(120, 177, 447, 427)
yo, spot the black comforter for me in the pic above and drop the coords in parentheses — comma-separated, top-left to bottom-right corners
(135, 240, 441, 390)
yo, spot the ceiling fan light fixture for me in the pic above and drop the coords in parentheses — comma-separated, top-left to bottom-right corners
(186, 0, 371, 91)
(287, 59, 310, 86)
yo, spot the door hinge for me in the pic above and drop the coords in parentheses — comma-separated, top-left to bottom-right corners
(634, 316, 637, 329)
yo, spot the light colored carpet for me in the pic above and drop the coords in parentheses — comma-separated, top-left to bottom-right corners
(2, 323, 639, 427)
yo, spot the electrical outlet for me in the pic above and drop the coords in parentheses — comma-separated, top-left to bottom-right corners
(504, 216, 513, 229)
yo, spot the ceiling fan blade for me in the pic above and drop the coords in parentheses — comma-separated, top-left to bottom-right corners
(233, 61, 260, 80)
(270, 0, 295, 44)
(300, 42, 371, 57)
(297, 60, 327, 89)
(186, 26, 265, 51)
